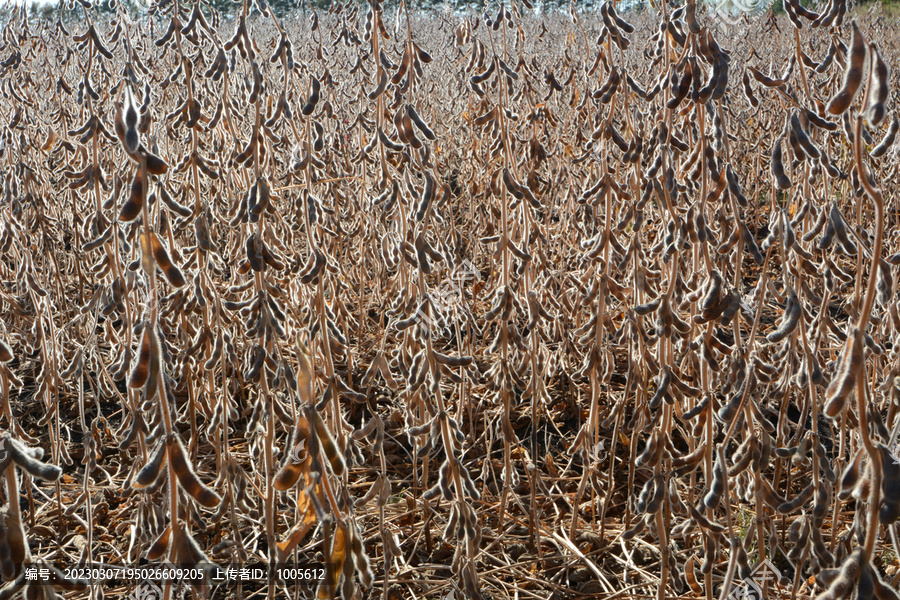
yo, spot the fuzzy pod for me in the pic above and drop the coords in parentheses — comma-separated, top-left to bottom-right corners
(829, 203, 857, 255)
(827, 21, 866, 115)
(309, 406, 346, 477)
(824, 327, 864, 418)
(132, 439, 168, 489)
(301, 76, 320, 116)
(703, 445, 727, 509)
(767, 291, 802, 343)
(6, 437, 62, 481)
(864, 42, 890, 127)
(771, 136, 792, 189)
(879, 443, 900, 524)
(167, 434, 221, 508)
(869, 118, 899, 161)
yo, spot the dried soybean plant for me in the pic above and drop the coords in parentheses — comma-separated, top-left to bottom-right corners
(3, 1, 900, 600)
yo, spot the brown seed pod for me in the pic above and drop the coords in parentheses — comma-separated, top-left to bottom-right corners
(829, 202, 857, 255)
(747, 66, 784, 88)
(776, 482, 815, 513)
(874, 568, 900, 600)
(349, 522, 374, 589)
(819, 548, 864, 600)
(648, 367, 671, 410)
(864, 42, 890, 127)
(824, 327, 864, 418)
(166, 433, 221, 508)
(5, 437, 61, 481)
(684, 555, 703, 594)
(871, 116, 898, 157)
(0, 339, 12, 363)
(742, 69, 759, 108)
(666, 65, 692, 110)
(132, 438, 168, 489)
(827, 21, 866, 115)
(146, 524, 172, 560)
(301, 76, 320, 116)
(703, 445, 727, 509)
(406, 104, 436, 140)
(308, 406, 345, 477)
(415, 171, 435, 222)
(645, 474, 666, 513)
(471, 57, 496, 85)
(149, 232, 186, 287)
(636, 476, 658, 513)
(119, 168, 144, 222)
(128, 323, 154, 389)
(767, 291, 802, 343)
(771, 136, 792, 189)
(791, 112, 821, 159)
(879, 443, 900, 524)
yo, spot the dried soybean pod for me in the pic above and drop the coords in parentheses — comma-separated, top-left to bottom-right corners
(415, 234, 430, 275)
(309, 406, 346, 476)
(682, 395, 710, 421)
(607, 0, 635, 33)
(699, 271, 723, 312)
(167, 433, 221, 508)
(742, 70, 759, 108)
(273, 454, 305, 491)
(648, 368, 671, 410)
(203, 330, 224, 371)
(776, 482, 815, 513)
(415, 171, 435, 222)
(637, 431, 661, 467)
(857, 563, 876, 600)
(368, 69, 388, 100)
(819, 215, 836, 250)
(791, 112, 821, 159)
(0, 339, 11, 363)
(634, 297, 661, 316)
(803, 206, 827, 241)
(827, 20, 866, 115)
(666, 66, 692, 110)
(128, 323, 153, 389)
(406, 104, 436, 140)
(636, 476, 657, 513)
(742, 222, 764, 263)
(879, 443, 900, 524)
(871, 116, 898, 157)
(301, 76, 320, 116)
(767, 291, 801, 343)
(726, 164, 749, 207)
(119, 167, 144, 222)
(645, 474, 666, 513)
(132, 439, 168, 489)
(6, 438, 61, 481)
(146, 525, 172, 560)
(805, 109, 840, 131)
(704, 444, 727, 509)
(829, 203, 857, 255)
(471, 57, 496, 85)
(839, 451, 863, 499)
(864, 42, 890, 127)
(771, 136, 792, 189)
(150, 232, 186, 287)
(820, 548, 863, 600)
(685, 555, 703, 594)
(873, 568, 900, 600)
(824, 327, 864, 418)
(817, 40, 837, 72)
